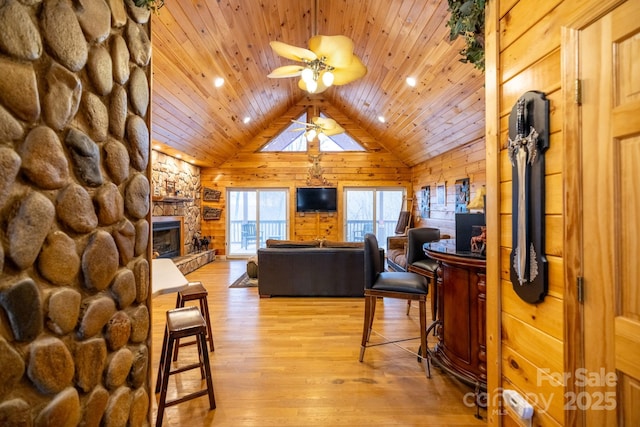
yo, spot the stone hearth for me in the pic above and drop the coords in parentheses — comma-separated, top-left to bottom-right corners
(173, 250, 216, 275)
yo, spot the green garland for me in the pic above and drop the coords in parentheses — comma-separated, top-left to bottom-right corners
(446, 0, 486, 72)
(133, 0, 164, 14)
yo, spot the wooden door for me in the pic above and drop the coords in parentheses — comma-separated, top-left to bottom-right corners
(580, 1, 640, 425)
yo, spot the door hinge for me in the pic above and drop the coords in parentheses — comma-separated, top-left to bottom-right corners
(577, 276, 584, 303)
(575, 79, 582, 105)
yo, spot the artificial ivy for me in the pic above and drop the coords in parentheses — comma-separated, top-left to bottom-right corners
(133, 0, 165, 14)
(446, 0, 486, 72)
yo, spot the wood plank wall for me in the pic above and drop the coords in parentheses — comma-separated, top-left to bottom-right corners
(199, 102, 413, 254)
(199, 98, 486, 255)
(411, 137, 486, 238)
(487, 0, 623, 425)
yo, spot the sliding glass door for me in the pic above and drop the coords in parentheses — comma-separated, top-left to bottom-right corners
(227, 189, 288, 256)
(344, 188, 405, 250)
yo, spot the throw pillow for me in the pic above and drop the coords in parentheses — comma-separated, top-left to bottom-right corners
(266, 239, 321, 248)
(321, 240, 364, 248)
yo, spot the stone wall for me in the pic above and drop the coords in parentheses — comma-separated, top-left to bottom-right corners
(151, 150, 202, 254)
(0, 0, 151, 425)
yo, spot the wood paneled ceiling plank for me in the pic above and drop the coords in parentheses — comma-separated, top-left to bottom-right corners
(151, 0, 486, 167)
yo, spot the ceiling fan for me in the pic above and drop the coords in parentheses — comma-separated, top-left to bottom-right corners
(267, 0, 367, 94)
(268, 35, 367, 94)
(291, 116, 345, 141)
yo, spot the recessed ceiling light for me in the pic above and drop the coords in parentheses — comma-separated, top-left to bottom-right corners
(214, 77, 224, 87)
(243, 116, 251, 124)
(406, 77, 417, 87)
(377, 116, 386, 123)
(175, 154, 182, 159)
(153, 144, 161, 150)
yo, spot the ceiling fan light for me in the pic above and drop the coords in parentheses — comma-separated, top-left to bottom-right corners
(306, 79, 318, 93)
(322, 71, 334, 87)
(301, 67, 314, 84)
(306, 129, 317, 141)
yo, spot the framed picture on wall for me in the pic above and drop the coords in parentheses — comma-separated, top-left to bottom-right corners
(455, 178, 470, 213)
(436, 183, 446, 205)
(420, 186, 430, 218)
(165, 180, 175, 196)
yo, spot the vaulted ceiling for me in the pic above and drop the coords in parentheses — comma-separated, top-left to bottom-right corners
(150, 0, 485, 168)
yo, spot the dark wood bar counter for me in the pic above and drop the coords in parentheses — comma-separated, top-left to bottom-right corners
(424, 239, 486, 391)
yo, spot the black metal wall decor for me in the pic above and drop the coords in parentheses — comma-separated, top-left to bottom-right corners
(420, 186, 430, 218)
(455, 178, 470, 213)
(508, 91, 549, 303)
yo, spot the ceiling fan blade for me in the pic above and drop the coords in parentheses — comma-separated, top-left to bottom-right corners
(308, 35, 355, 68)
(267, 65, 305, 78)
(269, 41, 317, 62)
(311, 117, 345, 136)
(298, 78, 329, 94)
(312, 117, 338, 129)
(332, 55, 368, 85)
(323, 124, 345, 136)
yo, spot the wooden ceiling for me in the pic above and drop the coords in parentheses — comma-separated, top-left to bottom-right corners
(150, 0, 485, 168)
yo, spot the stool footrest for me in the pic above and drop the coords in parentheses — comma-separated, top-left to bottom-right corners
(163, 389, 211, 408)
(170, 362, 203, 376)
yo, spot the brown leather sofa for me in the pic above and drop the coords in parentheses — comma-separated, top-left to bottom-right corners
(257, 240, 372, 297)
(386, 227, 441, 272)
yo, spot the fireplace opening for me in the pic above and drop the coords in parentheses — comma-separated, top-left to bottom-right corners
(153, 220, 181, 258)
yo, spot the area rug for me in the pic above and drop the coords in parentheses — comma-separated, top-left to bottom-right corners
(229, 272, 258, 288)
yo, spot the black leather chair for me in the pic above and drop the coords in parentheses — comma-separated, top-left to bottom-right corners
(406, 227, 440, 319)
(359, 233, 431, 377)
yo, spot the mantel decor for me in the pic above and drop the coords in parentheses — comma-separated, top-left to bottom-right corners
(508, 91, 549, 303)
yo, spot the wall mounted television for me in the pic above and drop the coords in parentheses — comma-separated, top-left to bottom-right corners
(296, 187, 337, 212)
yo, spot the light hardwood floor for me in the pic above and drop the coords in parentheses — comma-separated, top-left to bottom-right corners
(151, 260, 487, 426)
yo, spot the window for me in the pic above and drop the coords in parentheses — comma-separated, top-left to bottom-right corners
(259, 111, 365, 152)
(260, 112, 307, 152)
(227, 189, 289, 256)
(318, 113, 365, 152)
(344, 188, 405, 250)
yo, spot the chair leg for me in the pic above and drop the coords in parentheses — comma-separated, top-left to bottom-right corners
(156, 334, 175, 427)
(367, 296, 377, 343)
(198, 330, 216, 409)
(419, 299, 431, 378)
(430, 279, 437, 321)
(199, 297, 215, 352)
(172, 296, 185, 362)
(406, 300, 411, 315)
(359, 295, 374, 362)
(155, 325, 170, 394)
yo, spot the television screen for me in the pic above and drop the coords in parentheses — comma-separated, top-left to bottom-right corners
(296, 187, 337, 212)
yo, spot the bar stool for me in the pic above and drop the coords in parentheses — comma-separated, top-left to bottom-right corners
(155, 306, 216, 426)
(173, 281, 214, 361)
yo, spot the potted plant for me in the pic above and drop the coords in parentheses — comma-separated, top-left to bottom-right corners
(446, 0, 486, 72)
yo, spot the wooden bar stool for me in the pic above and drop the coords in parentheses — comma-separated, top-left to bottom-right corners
(155, 306, 216, 426)
(173, 281, 214, 361)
